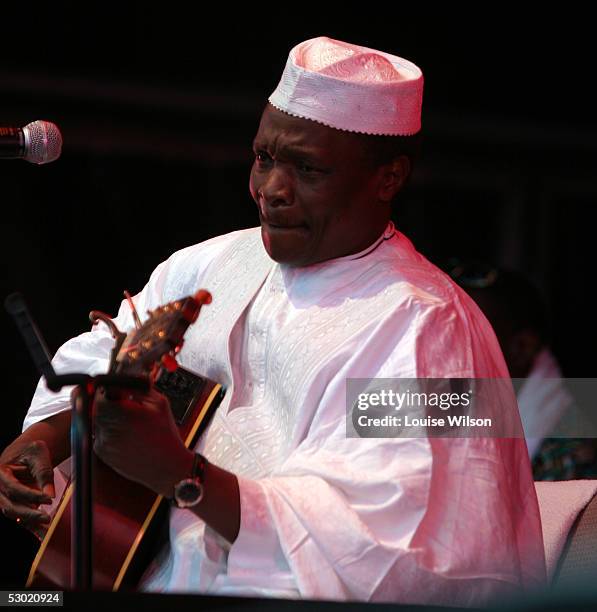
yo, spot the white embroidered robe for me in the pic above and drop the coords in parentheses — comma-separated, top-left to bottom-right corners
(24, 225, 546, 605)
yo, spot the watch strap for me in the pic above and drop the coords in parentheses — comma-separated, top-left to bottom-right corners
(191, 452, 207, 483)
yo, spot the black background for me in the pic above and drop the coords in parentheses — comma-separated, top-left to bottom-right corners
(1, 3, 596, 588)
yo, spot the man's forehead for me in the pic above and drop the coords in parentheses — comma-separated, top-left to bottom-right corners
(254, 104, 350, 150)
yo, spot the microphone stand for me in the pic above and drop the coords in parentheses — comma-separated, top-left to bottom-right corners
(4, 293, 149, 591)
(43, 373, 148, 591)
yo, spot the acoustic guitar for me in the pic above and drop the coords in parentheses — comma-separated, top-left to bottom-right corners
(25, 290, 225, 590)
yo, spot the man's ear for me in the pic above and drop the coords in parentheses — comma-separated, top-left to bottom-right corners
(378, 155, 411, 203)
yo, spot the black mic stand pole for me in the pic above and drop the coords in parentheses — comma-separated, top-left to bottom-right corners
(37, 372, 149, 591)
(4, 293, 148, 590)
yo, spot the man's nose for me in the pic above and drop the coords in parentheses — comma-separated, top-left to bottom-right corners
(258, 165, 294, 207)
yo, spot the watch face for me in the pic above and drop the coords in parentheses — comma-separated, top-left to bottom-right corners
(174, 478, 204, 508)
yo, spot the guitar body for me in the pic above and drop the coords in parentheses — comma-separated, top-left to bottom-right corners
(26, 368, 225, 590)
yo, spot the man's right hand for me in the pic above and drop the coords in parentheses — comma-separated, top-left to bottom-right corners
(0, 439, 55, 536)
(1, 410, 70, 538)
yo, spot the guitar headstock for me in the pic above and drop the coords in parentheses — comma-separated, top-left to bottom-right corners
(114, 289, 211, 378)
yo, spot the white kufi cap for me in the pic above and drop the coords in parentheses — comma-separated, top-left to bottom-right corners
(269, 36, 424, 136)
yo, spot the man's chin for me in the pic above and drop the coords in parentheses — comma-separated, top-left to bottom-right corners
(260, 225, 312, 267)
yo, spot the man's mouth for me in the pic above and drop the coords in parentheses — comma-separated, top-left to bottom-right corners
(262, 218, 307, 230)
(267, 223, 305, 229)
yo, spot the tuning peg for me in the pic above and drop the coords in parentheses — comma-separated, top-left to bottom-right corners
(161, 353, 179, 372)
(193, 290, 212, 305)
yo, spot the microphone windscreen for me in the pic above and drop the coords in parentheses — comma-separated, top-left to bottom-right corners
(24, 120, 63, 164)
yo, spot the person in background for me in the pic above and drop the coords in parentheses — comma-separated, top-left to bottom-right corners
(446, 259, 597, 480)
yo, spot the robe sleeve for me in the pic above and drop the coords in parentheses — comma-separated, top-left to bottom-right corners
(22, 232, 237, 431)
(227, 432, 545, 605)
(225, 297, 546, 606)
(22, 259, 168, 431)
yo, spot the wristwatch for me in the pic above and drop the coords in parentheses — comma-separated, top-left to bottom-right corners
(173, 453, 207, 508)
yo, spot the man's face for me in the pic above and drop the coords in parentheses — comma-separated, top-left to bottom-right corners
(249, 104, 389, 267)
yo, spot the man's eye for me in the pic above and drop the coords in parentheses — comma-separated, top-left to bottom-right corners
(298, 162, 319, 173)
(255, 151, 272, 163)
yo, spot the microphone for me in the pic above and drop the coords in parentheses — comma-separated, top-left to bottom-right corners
(0, 120, 62, 164)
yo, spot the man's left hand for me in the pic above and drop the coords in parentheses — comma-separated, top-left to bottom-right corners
(93, 386, 193, 498)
